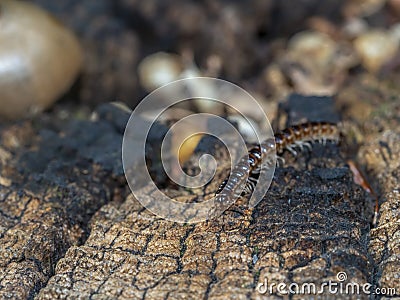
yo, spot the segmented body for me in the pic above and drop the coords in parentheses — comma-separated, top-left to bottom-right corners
(214, 138, 275, 204)
(215, 122, 339, 202)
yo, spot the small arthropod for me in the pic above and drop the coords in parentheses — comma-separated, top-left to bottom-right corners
(214, 138, 276, 204)
(215, 122, 340, 203)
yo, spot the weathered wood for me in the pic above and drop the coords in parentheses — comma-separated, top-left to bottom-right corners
(353, 78, 400, 297)
(2, 90, 399, 298)
(34, 98, 373, 299)
(0, 107, 130, 299)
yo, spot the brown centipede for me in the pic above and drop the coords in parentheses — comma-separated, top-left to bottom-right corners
(214, 122, 340, 203)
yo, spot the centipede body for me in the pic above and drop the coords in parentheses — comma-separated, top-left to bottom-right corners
(214, 121, 340, 203)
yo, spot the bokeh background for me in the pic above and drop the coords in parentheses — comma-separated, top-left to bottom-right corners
(21, 0, 400, 114)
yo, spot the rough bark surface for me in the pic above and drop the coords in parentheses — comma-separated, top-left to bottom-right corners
(36, 147, 371, 300)
(1, 86, 400, 299)
(351, 78, 400, 298)
(0, 107, 130, 299)
(33, 100, 373, 299)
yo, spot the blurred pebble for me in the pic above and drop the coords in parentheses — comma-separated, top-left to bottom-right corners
(263, 63, 291, 99)
(281, 30, 357, 95)
(342, 18, 369, 38)
(0, 147, 11, 164)
(307, 17, 340, 39)
(389, 0, 400, 16)
(138, 52, 183, 92)
(180, 64, 224, 114)
(0, 0, 82, 120)
(138, 51, 226, 114)
(288, 31, 336, 69)
(343, 0, 387, 18)
(354, 30, 399, 73)
(226, 92, 276, 141)
(227, 114, 262, 143)
(169, 117, 207, 174)
(389, 23, 400, 43)
(178, 133, 204, 165)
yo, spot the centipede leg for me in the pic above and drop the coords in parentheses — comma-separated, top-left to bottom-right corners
(214, 122, 340, 211)
(294, 141, 304, 151)
(286, 145, 298, 156)
(244, 176, 257, 193)
(252, 155, 275, 173)
(276, 156, 285, 166)
(302, 141, 313, 151)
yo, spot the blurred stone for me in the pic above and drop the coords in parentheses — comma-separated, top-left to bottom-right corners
(279, 30, 357, 95)
(343, 0, 387, 18)
(0, 0, 82, 120)
(289, 31, 336, 69)
(138, 52, 183, 92)
(354, 30, 399, 73)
